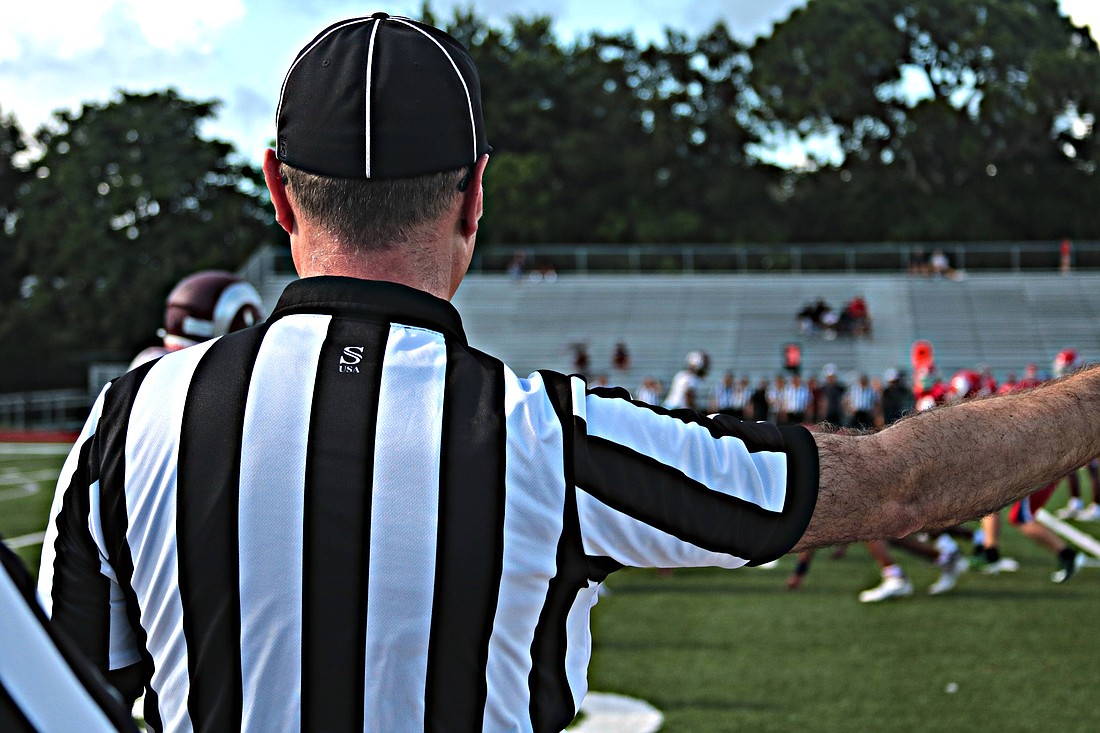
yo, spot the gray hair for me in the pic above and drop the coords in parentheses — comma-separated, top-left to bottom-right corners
(280, 163, 467, 250)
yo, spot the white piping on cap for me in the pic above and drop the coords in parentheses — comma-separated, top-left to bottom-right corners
(364, 19, 382, 177)
(276, 18, 373, 134)
(391, 17, 479, 166)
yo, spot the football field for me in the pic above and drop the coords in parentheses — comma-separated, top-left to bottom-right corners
(4, 443, 1100, 732)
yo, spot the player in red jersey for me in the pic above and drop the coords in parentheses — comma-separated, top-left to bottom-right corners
(1047, 350, 1100, 520)
(974, 359, 1083, 581)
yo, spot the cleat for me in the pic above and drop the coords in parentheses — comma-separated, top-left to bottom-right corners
(929, 554, 968, 595)
(858, 575, 913, 603)
(978, 557, 1019, 575)
(1074, 504, 1100, 522)
(1056, 500, 1084, 520)
(1052, 551, 1085, 583)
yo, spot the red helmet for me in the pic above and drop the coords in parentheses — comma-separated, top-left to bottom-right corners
(161, 271, 265, 349)
(948, 369, 982, 400)
(1053, 349, 1080, 378)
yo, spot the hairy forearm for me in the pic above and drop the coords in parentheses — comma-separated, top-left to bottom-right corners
(795, 364, 1100, 550)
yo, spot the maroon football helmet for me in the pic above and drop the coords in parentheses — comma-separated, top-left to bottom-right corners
(160, 270, 265, 350)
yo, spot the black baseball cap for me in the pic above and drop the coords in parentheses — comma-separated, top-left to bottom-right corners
(276, 13, 491, 179)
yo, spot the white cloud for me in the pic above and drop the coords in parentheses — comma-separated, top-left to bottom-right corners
(129, 0, 246, 52)
(0, 0, 245, 62)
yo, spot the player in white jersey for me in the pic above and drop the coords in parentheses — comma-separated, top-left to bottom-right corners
(662, 350, 710, 410)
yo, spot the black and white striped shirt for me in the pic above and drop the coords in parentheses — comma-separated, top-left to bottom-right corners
(1, 540, 138, 733)
(39, 276, 818, 733)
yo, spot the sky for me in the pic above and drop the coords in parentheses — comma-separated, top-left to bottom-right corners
(2, 0, 1099, 167)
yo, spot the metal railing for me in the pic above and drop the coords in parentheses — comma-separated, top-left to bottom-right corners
(0, 390, 90, 431)
(246, 240, 1099, 279)
(469, 240, 1100, 275)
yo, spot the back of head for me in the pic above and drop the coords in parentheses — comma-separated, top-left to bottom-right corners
(275, 14, 491, 249)
(163, 271, 265, 349)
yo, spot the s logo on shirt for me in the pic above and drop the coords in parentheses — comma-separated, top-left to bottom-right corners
(340, 346, 364, 373)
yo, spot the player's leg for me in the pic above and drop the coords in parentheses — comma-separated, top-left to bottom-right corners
(975, 511, 1019, 574)
(1018, 483, 1084, 582)
(858, 540, 913, 602)
(786, 549, 816, 590)
(1075, 459, 1100, 520)
(1056, 469, 1085, 519)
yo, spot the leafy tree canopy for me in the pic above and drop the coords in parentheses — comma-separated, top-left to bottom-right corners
(0, 90, 274, 389)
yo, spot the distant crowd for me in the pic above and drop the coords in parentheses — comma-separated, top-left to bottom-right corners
(795, 294, 873, 340)
(570, 340, 912, 431)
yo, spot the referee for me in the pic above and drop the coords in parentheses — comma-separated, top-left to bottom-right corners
(37, 13, 1100, 733)
(1, 540, 138, 733)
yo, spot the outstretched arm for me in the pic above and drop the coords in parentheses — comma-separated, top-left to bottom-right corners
(795, 364, 1100, 550)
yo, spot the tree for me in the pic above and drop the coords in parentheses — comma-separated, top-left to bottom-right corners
(0, 108, 29, 312)
(1, 90, 274, 390)
(748, 0, 1100, 241)
(439, 7, 785, 246)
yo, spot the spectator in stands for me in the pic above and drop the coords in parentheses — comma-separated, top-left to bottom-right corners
(528, 261, 557, 282)
(842, 295, 872, 337)
(610, 342, 631, 373)
(571, 343, 589, 376)
(845, 373, 879, 430)
(909, 246, 930, 276)
(507, 250, 526, 281)
(929, 248, 957, 279)
(796, 297, 837, 339)
(796, 302, 818, 336)
(817, 365, 847, 426)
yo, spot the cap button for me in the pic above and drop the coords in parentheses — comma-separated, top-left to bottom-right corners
(371, 12, 390, 19)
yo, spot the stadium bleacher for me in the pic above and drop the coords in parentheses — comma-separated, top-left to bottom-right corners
(260, 271, 1100, 391)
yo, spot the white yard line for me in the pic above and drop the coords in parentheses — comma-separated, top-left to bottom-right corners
(0, 483, 39, 501)
(3, 531, 46, 550)
(0, 469, 59, 485)
(0, 443, 73, 456)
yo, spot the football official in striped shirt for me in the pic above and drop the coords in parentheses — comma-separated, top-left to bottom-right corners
(37, 12, 1100, 733)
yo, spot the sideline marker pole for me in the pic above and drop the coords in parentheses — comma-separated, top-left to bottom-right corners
(1035, 508, 1100, 560)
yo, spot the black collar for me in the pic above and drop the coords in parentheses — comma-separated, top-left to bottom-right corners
(269, 276, 468, 345)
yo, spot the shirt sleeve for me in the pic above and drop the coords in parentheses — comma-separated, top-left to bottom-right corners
(574, 384, 819, 569)
(38, 383, 142, 672)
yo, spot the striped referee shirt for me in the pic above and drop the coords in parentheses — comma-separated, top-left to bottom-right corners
(1, 540, 138, 733)
(39, 276, 818, 733)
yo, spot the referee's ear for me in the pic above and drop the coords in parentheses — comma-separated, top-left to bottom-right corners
(263, 148, 296, 235)
(459, 154, 488, 239)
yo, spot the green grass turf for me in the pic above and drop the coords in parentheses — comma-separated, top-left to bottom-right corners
(589, 477, 1100, 732)
(4, 446, 1099, 731)
(0, 445, 68, 570)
